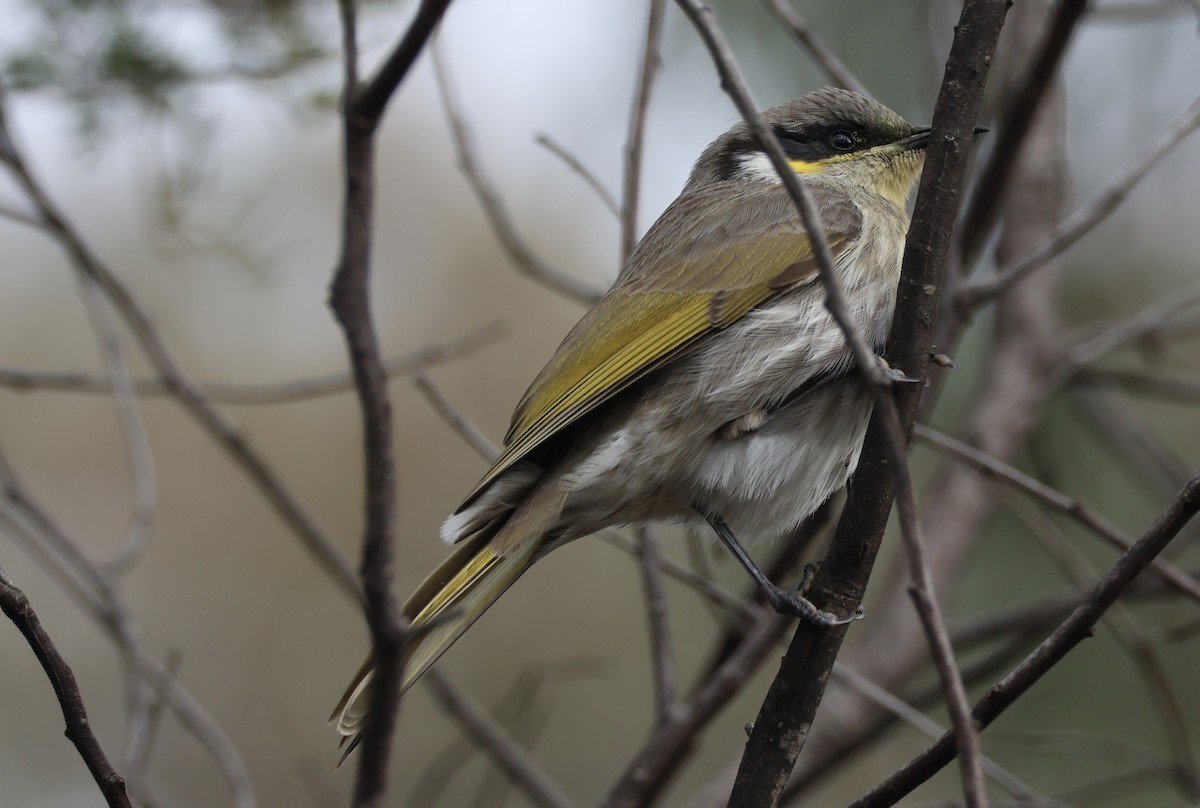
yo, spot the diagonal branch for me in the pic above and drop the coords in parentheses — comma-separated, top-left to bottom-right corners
(960, 94, 1200, 309)
(0, 94, 360, 602)
(849, 470, 1200, 808)
(760, 0, 870, 97)
(0, 565, 133, 808)
(959, 0, 1090, 260)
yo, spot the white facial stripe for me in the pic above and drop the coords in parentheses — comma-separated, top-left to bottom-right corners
(734, 151, 784, 183)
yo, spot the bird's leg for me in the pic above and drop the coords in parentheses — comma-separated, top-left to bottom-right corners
(697, 509, 863, 626)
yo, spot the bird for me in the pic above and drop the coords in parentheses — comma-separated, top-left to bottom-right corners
(332, 87, 938, 760)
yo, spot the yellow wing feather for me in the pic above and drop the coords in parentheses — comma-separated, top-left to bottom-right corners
(456, 185, 862, 512)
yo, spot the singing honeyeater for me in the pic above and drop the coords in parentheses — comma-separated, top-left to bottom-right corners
(332, 87, 943, 758)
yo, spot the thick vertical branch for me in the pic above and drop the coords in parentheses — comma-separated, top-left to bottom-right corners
(724, 3, 1009, 805)
(331, 1, 454, 804)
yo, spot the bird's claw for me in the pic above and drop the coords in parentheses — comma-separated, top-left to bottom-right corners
(875, 355, 921, 385)
(764, 585, 864, 626)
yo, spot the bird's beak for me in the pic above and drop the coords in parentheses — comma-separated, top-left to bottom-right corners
(899, 124, 989, 151)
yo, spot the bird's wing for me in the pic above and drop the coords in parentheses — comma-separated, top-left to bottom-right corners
(457, 182, 863, 512)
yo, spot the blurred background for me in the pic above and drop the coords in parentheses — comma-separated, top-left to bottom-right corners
(1, 1, 1198, 806)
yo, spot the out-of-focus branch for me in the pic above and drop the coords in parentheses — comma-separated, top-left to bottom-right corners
(0, 565, 132, 808)
(831, 664, 1069, 808)
(959, 0, 1090, 261)
(621, 0, 666, 263)
(601, 608, 794, 808)
(331, 1, 455, 803)
(0, 94, 360, 602)
(848, 470, 1200, 808)
(620, 0, 677, 727)
(0, 323, 505, 403)
(1004, 494, 1200, 796)
(960, 95, 1200, 309)
(1061, 282, 1200, 374)
(430, 42, 604, 306)
(0, 449, 256, 808)
(422, 671, 577, 808)
(534, 134, 620, 216)
(914, 424, 1200, 605)
(70, 274, 156, 576)
(634, 525, 677, 721)
(760, 0, 870, 97)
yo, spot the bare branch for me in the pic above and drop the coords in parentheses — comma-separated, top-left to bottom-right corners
(621, 0, 667, 262)
(961, 94, 1200, 308)
(422, 671, 577, 808)
(848, 471, 1200, 808)
(0, 323, 505, 403)
(72, 274, 156, 577)
(1004, 494, 1200, 794)
(411, 372, 500, 461)
(832, 664, 1070, 808)
(959, 0, 1090, 261)
(601, 608, 794, 808)
(634, 525, 677, 721)
(0, 565, 133, 808)
(430, 41, 605, 305)
(760, 0, 871, 97)
(1075, 367, 1200, 403)
(1061, 281, 1200, 372)
(914, 424, 1200, 606)
(535, 134, 620, 216)
(0, 95, 361, 602)
(0, 450, 256, 808)
(333, 0, 459, 800)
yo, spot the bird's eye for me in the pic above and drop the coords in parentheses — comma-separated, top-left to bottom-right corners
(829, 131, 856, 152)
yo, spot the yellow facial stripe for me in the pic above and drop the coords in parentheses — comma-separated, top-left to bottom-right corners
(787, 152, 858, 175)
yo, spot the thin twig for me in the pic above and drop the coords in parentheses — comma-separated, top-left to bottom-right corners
(1061, 281, 1200, 372)
(73, 272, 157, 577)
(1075, 367, 1200, 403)
(535, 134, 620, 216)
(0, 95, 360, 602)
(0, 565, 133, 808)
(848, 471, 1200, 808)
(601, 608, 795, 808)
(959, 0, 1091, 261)
(1003, 493, 1200, 796)
(411, 372, 500, 461)
(634, 525, 677, 721)
(960, 94, 1200, 309)
(760, 0, 871, 97)
(914, 424, 1200, 606)
(423, 670, 577, 808)
(621, 0, 667, 263)
(0, 322, 505, 403)
(832, 664, 1071, 808)
(430, 41, 604, 305)
(0, 451, 256, 808)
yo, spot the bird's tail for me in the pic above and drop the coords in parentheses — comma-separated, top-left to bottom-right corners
(329, 483, 563, 764)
